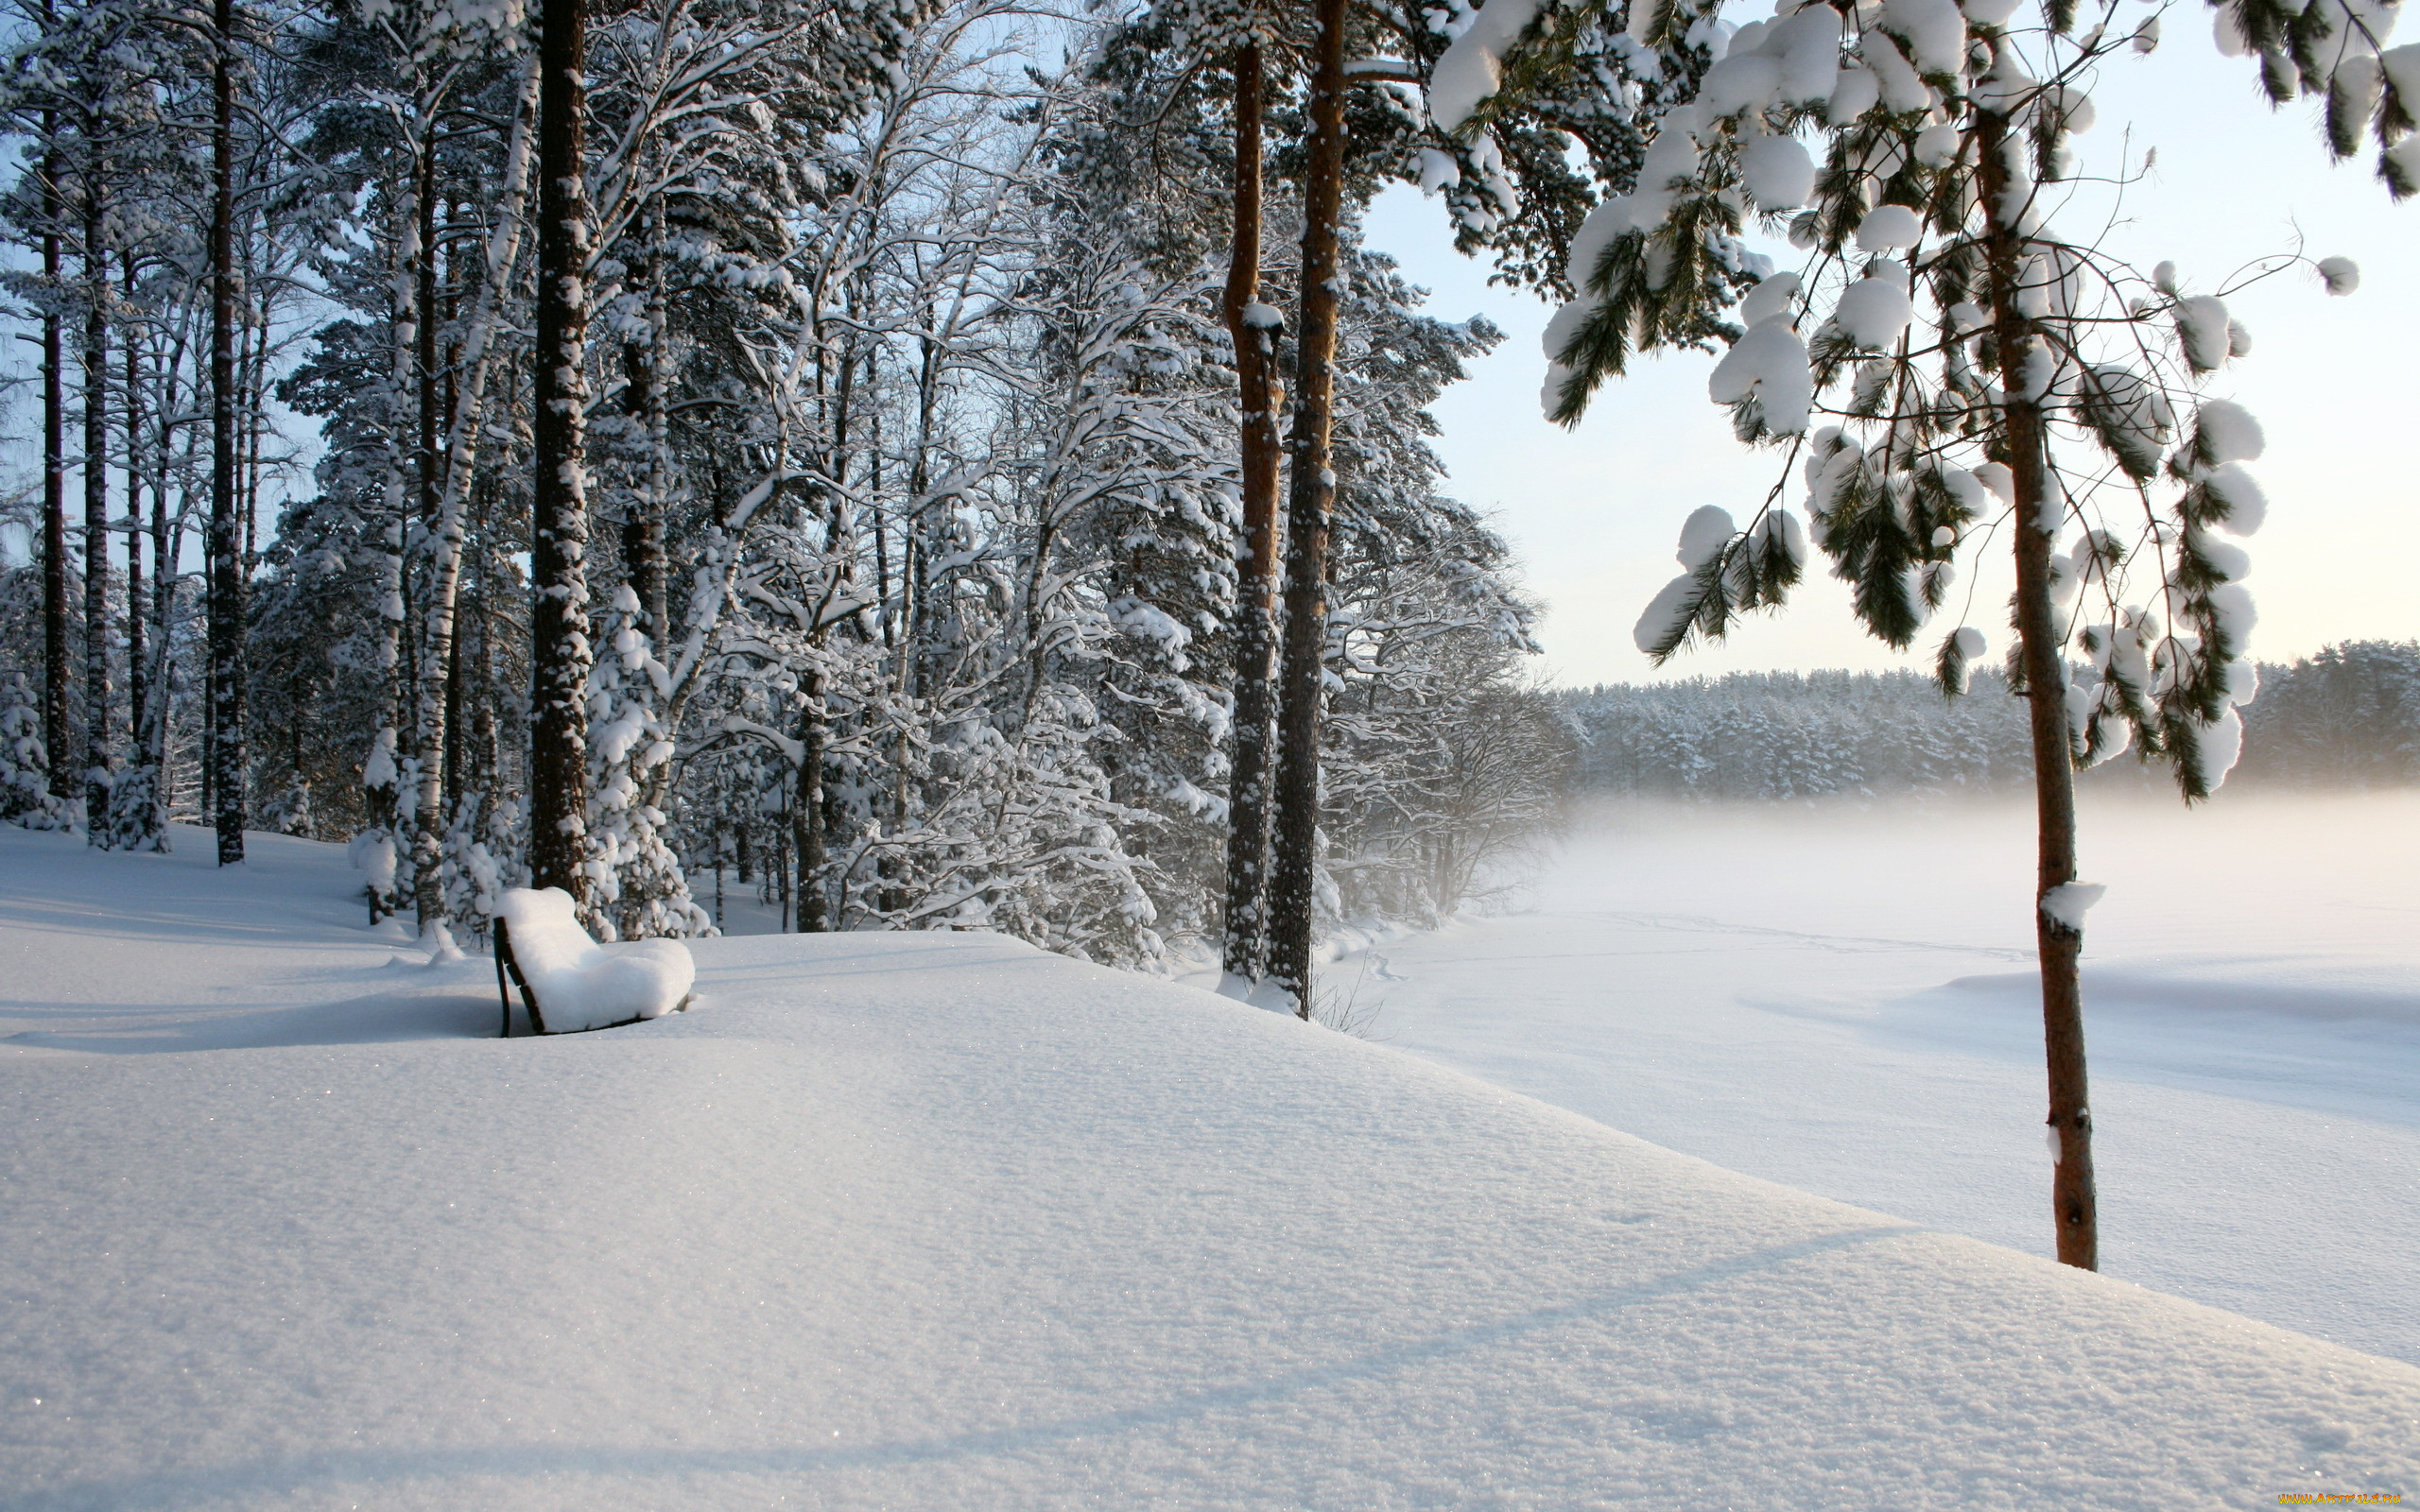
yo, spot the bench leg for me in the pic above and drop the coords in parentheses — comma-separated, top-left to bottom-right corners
(494, 919, 514, 1039)
(491, 917, 556, 1037)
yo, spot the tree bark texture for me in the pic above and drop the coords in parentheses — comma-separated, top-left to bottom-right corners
(1979, 107, 2096, 1271)
(528, 0, 594, 899)
(1219, 40, 1286, 984)
(208, 0, 245, 865)
(1266, 0, 1352, 1018)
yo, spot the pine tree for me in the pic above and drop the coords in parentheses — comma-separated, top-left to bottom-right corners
(1538, 0, 2356, 1267)
(1, 673, 72, 829)
(583, 586, 710, 939)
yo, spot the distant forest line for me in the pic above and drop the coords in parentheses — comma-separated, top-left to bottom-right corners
(1563, 641, 2420, 804)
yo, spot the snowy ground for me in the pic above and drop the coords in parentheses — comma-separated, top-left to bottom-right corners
(5, 822, 2418, 1509)
(1338, 789, 2420, 1367)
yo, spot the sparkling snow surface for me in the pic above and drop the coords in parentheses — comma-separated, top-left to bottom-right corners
(1341, 790, 2420, 1368)
(5, 822, 2418, 1509)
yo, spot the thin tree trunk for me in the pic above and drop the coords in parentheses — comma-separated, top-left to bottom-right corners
(621, 194, 669, 648)
(409, 56, 542, 919)
(872, 365, 893, 651)
(408, 130, 445, 934)
(1219, 40, 1285, 984)
(123, 253, 145, 813)
(444, 592, 464, 807)
(1979, 106, 2096, 1270)
(362, 174, 414, 914)
(471, 474, 500, 800)
(793, 669, 826, 932)
(145, 346, 175, 838)
(242, 277, 264, 573)
(388, 138, 424, 909)
(82, 182, 111, 841)
(41, 55, 68, 803)
(208, 0, 244, 865)
(199, 561, 213, 819)
(1266, 0, 1352, 1018)
(417, 149, 440, 539)
(889, 527, 916, 916)
(442, 225, 463, 828)
(528, 0, 594, 899)
(614, 191, 678, 857)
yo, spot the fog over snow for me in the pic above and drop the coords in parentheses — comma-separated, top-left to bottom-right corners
(1338, 788, 2420, 1366)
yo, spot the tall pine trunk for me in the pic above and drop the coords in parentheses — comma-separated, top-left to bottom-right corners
(81, 182, 110, 840)
(1979, 107, 2096, 1270)
(208, 0, 245, 865)
(1266, 0, 1351, 1017)
(528, 0, 594, 899)
(1219, 40, 1284, 984)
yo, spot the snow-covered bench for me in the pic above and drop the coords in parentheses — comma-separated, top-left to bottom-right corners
(493, 887, 696, 1037)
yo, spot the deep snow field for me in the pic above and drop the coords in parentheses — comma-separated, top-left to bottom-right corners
(4, 814, 2418, 1510)
(1337, 789, 2420, 1368)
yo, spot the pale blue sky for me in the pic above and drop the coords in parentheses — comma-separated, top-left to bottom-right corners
(1369, 19, 2420, 688)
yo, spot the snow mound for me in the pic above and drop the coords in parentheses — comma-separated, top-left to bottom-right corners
(497, 885, 694, 1032)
